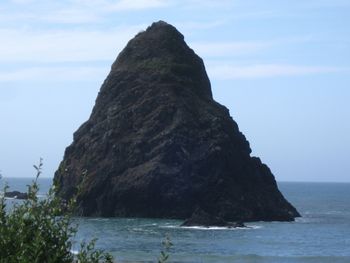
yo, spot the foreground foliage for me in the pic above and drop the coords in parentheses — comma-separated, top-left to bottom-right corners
(0, 159, 113, 263)
(158, 235, 173, 263)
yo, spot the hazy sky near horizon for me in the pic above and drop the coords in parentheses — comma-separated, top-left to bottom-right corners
(0, 0, 349, 182)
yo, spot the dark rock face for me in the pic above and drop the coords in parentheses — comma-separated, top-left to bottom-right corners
(54, 21, 300, 222)
(5, 191, 28, 200)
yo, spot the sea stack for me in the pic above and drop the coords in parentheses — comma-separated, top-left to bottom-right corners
(54, 21, 300, 223)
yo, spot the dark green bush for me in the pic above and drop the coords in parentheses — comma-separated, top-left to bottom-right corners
(0, 159, 113, 263)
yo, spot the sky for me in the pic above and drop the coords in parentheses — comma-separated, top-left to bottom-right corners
(0, 0, 349, 182)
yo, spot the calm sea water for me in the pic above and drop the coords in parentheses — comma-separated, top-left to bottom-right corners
(2, 178, 350, 263)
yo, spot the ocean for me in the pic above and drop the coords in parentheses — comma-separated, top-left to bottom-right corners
(1, 178, 350, 263)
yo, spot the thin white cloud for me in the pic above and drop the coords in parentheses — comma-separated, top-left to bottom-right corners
(178, 20, 227, 30)
(107, 0, 170, 11)
(192, 41, 270, 57)
(207, 64, 348, 79)
(179, 0, 234, 9)
(10, 0, 36, 3)
(40, 8, 101, 24)
(191, 36, 312, 57)
(0, 25, 144, 62)
(1, 0, 171, 24)
(300, 0, 350, 8)
(0, 66, 107, 82)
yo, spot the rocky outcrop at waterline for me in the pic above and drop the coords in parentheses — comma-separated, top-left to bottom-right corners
(5, 191, 28, 200)
(54, 21, 300, 224)
(181, 208, 246, 228)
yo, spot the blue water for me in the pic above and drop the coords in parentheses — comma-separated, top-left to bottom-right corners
(2, 178, 350, 262)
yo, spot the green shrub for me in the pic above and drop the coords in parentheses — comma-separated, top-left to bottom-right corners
(0, 159, 113, 263)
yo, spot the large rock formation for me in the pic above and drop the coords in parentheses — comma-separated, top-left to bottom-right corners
(54, 21, 300, 222)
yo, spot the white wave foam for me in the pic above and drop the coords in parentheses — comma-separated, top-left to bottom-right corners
(295, 217, 317, 223)
(86, 218, 110, 222)
(4, 197, 15, 200)
(132, 228, 144, 231)
(246, 225, 263, 229)
(161, 225, 262, 230)
(140, 223, 158, 227)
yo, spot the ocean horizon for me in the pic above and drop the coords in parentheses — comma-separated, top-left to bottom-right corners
(1, 178, 349, 262)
